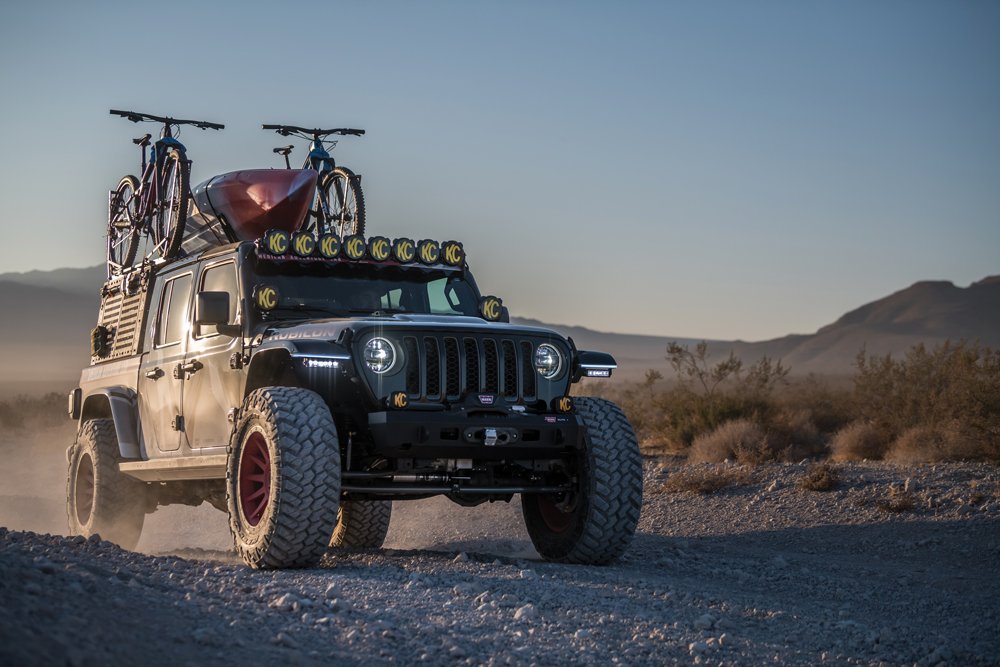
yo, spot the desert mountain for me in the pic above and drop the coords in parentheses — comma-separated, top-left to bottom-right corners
(0, 265, 996, 392)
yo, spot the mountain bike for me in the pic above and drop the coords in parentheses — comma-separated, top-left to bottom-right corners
(107, 109, 224, 277)
(262, 124, 366, 238)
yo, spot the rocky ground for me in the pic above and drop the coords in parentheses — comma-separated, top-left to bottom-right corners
(2, 426, 1000, 666)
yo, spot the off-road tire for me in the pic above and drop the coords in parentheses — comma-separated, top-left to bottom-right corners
(522, 397, 643, 564)
(66, 419, 146, 550)
(330, 500, 392, 549)
(226, 387, 341, 569)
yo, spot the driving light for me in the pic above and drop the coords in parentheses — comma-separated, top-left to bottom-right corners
(534, 344, 562, 379)
(318, 233, 341, 258)
(291, 231, 315, 257)
(417, 239, 440, 264)
(364, 337, 396, 374)
(479, 296, 503, 321)
(392, 238, 416, 263)
(302, 358, 338, 369)
(262, 229, 289, 255)
(368, 236, 391, 262)
(441, 240, 465, 266)
(254, 285, 280, 311)
(343, 234, 367, 260)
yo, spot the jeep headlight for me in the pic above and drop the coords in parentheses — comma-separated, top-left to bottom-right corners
(534, 344, 563, 379)
(364, 337, 396, 374)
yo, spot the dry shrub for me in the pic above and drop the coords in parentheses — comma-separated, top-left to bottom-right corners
(884, 423, 989, 463)
(876, 485, 917, 513)
(830, 421, 889, 462)
(798, 463, 839, 492)
(658, 466, 752, 495)
(688, 419, 767, 463)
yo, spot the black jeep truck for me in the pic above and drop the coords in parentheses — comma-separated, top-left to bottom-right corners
(67, 233, 642, 568)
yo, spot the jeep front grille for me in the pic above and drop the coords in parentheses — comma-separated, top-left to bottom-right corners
(400, 335, 538, 403)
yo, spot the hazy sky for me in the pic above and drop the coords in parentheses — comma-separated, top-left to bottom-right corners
(1, 1, 997, 341)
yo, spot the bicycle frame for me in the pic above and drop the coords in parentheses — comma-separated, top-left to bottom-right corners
(134, 132, 187, 229)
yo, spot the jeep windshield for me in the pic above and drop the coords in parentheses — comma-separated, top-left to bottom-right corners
(251, 262, 482, 320)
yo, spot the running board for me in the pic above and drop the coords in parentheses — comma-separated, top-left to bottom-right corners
(119, 455, 227, 482)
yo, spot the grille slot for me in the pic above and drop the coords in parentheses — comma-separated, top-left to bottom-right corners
(396, 334, 546, 403)
(424, 337, 441, 399)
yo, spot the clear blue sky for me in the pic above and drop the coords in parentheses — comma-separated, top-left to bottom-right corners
(1, 0, 997, 341)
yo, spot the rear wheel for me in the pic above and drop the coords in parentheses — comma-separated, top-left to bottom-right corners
(66, 419, 147, 550)
(227, 387, 342, 569)
(318, 166, 365, 238)
(522, 397, 643, 564)
(107, 175, 141, 277)
(151, 147, 190, 260)
(330, 500, 392, 549)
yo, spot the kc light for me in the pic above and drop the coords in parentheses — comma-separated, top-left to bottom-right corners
(441, 240, 465, 266)
(343, 234, 367, 260)
(262, 229, 289, 255)
(318, 233, 341, 258)
(534, 343, 563, 379)
(364, 337, 396, 374)
(291, 231, 315, 257)
(254, 285, 280, 311)
(392, 237, 416, 263)
(417, 239, 440, 265)
(479, 295, 503, 321)
(368, 236, 391, 262)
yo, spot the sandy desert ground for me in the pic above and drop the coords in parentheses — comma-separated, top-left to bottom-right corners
(2, 424, 999, 666)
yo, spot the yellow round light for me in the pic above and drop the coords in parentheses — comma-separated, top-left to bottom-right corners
(441, 241, 465, 266)
(418, 239, 440, 265)
(263, 229, 289, 255)
(392, 238, 416, 263)
(255, 285, 280, 311)
(318, 233, 341, 258)
(343, 234, 367, 260)
(480, 295, 502, 321)
(291, 232, 315, 257)
(368, 236, 391, 262)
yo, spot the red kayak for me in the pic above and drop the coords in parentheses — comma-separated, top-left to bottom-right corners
(202, 169, 318, 240)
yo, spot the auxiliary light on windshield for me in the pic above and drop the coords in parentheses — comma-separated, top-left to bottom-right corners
(258, 230, 465, 267)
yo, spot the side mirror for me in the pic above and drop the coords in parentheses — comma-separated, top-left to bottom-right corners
(195, 291, 230, 326)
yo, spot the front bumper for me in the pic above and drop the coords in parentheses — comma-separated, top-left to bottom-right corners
(366, 409, 582, 460)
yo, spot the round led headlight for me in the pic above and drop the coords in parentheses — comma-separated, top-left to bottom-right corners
(364, 337, 396, 374)
(534, 343, 563, 379)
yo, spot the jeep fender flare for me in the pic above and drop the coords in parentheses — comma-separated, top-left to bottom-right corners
(244, 339, 354, 400)
(78, 387, 142, 460)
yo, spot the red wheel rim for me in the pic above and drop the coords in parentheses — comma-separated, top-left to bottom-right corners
(537, 496, 573, 534)
(239, 432, 271, 527)
(75, 452, 95, 525)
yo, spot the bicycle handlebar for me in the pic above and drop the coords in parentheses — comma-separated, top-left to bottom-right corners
(262, 124, 365, 137)
(110, 109, 225, 130)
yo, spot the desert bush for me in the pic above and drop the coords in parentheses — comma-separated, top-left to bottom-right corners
(659, 341, 789, 450)
(798, 463, 839, 491)
(829, 421, 889, 462)
(854, 341, 1000, 460)
(884, 423, 989, 463)
(688, 419, 767, 463)
(875, 485, 917, 513)
(0, 393, 67, 430)
(657, 465, 753, 494)
(775, 374, 854, 434)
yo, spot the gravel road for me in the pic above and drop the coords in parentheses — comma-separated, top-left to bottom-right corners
(2, 426, 999, 666)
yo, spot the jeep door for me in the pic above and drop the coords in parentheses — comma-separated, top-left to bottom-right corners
(137, 270, 193, 454)
(181, 259, 244, 451)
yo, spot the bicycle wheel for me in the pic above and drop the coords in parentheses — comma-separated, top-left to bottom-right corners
(151, 147, 191, 260)
(318, 166, 365, 237)
(107, 175, 141, 277)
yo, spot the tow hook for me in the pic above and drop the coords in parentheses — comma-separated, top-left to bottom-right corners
(484, 428, 498, 447)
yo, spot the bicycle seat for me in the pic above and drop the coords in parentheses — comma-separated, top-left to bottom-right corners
(273, 145, 293, 156)
(132, 134, 152, 147)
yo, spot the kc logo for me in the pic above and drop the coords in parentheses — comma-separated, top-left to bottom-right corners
(418, 240, 440, 264)
(391, 392, 408, 409)
(393, 238, 415, 263)
(319, 234, 341, 258)
(442, 241, 464, 266)
(558, 396, 573, 413)
(265, 230, 289, 255)
(345, 235, 366, 260)
(480, 296, 502, 321)
(256, 286, 279, 310)
(293, 232, 315, 256)
(369, 237, 390, 261)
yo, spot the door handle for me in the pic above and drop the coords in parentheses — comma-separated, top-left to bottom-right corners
(173, 359, 203, 379)
(144, 367, 164, 380)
